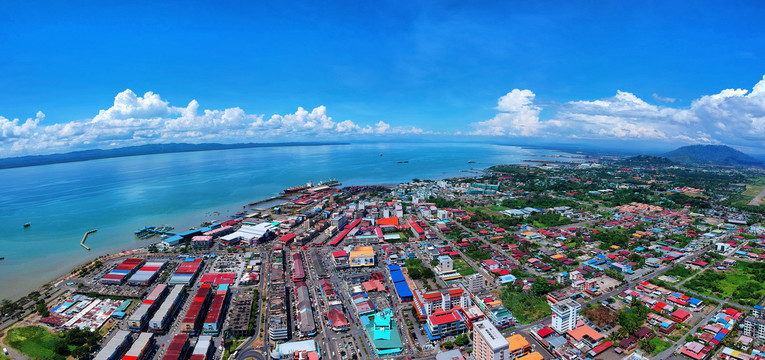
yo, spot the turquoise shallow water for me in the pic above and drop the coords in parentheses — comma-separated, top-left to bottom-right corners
(0, 142, 572, 300)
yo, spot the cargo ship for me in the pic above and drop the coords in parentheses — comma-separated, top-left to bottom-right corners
(283, 183, 312, 194)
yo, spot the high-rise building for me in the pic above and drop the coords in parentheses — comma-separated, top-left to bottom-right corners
(551, 299, 581, 333)
(473, 320, 510, 360)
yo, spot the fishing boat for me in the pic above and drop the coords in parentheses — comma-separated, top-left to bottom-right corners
(23, 222, 31, 228)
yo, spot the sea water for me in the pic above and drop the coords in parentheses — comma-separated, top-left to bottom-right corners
(0, 142, 576, 300)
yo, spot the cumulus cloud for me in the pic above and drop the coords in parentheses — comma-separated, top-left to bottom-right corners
(470, 89, 543, 136)
(471, 75, 765, 148)
(0, 89, 424, 156)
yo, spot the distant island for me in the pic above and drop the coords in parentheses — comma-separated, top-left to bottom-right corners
(662, 144, 763, 167)
(0, 142, 351, 170)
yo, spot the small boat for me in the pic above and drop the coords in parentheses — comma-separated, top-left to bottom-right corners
(468, 160, 476, 164)
(0, 257, 5, 260)
(23, 222, 31, 228)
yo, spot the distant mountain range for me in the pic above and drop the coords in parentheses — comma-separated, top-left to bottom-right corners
(616, 145, 762, 168)
(0, 142, 350, 170)
(661, 145, 762, 166)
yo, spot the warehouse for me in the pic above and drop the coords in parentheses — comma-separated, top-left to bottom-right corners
(93, 330, 133, 360)
(148, 285, 185, 333)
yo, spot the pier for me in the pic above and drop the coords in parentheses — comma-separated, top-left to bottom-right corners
(80, 229, 97, 250)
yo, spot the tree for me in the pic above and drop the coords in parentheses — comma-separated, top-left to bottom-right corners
(422, 268, 435, 280)
(639, 338, 656, 353)
(408, 267, 422, 280)
(72, 346, 90, 359)
(454, 334, 469, 346)
(36, 303, 49, 317)
(430, 260, 440, 267)
(443, 341, 454, 349)
(53, 340, 70, 356)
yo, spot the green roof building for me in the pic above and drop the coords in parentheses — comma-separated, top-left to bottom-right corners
(362, 308, 404, 356)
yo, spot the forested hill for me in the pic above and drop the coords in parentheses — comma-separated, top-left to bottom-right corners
(662, 145, 762, 166)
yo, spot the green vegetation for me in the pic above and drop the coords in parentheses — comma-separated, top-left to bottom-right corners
(453, 259, 477, 276)
(648, 337, 673, 355)
(6, 326, 61, 360)
(684, 262, 765, 306)
(500, 196, 577, 210)
(619, 300, 649, 335)
(664, 265, 698, 281)
(500, 287, 551, 325)
(5, 326, 98, 360)
(404, 259, 435, 280)
(666, 193, 710, 209)
(592, 228, 633, 250)
(454, 333, 470, 346)
(462, 244, 492, 261)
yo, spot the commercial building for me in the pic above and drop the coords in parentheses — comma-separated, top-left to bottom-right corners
(93, 330, 133, 360)
(551, 299, 580, 333)
(127, 284, 168, 332)
(363, 308, 404, 356)
(295, 281, 317, 337)
(506, 334, 532, 358)
(190, 335, 214, 360)
(425, 309, 466, 340)
(473, 320, 510, 360)
(291, 251, 306, 282)
(181, 284, 213, 335)
(148, 285, 185, 333)
(229, 290, 254, 338)
(122, 332, 154, 360)
(161, 334, 190, 360)
(349, 246, 375, 267)
(466, 273, 486, 294)
(168, 258, 204, 286)
(270, 340, 321, 360)
(127, 260, 167, 286)
(202, 285, 230, 335)
(101, 258, 145, 285)
(413, 285, 471, 321)
(389, 265, 413, 302)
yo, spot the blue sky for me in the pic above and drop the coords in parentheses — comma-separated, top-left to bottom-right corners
(2, 1, 765, 155)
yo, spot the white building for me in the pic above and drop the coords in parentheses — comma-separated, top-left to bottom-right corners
(466, 274, 485, 294)
(472, 320, 510, 360)
(551, 299, 581, 333)
(438, 255, 453, 272)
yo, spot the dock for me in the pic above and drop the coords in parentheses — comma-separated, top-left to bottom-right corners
(80, 229, 97, 250)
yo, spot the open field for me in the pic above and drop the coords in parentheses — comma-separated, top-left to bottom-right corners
(5, 326, 62, 360)
(500, 290, 550, 325)
(453, 259, 477, 276)
(684, 261, 765, 306)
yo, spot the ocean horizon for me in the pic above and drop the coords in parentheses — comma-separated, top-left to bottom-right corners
(0, 142, 579, 300)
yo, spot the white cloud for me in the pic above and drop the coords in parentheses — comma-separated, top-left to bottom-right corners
(652, 93, 676, 103)
(471, 75, 765, 148)
(470, 89, 543, 136)
(0, 89, 424, 156)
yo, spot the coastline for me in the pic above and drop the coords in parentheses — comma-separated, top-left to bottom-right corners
(4, 168, 483, 302)
(0, 143, 580, 302)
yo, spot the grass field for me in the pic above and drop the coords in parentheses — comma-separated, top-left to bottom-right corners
(453, 259, 477, 276)
(651, 337, 673, 355)
(734, 177, 765, 205)
(500, 290, 551, 325)
(684, 262, 765, 305)
(5, 326, 63, 360)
